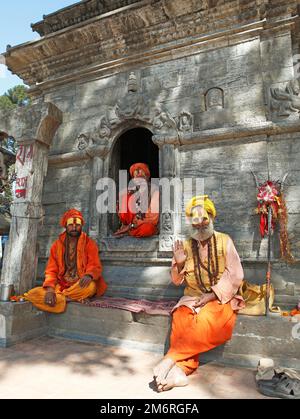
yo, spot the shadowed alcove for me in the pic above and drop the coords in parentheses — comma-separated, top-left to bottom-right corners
(109, 127, 159, 234)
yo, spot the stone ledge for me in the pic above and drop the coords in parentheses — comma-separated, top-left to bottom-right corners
(1, 300, 299, 370)
(0, 302, 48, 348)
(46, 303, 300, 370)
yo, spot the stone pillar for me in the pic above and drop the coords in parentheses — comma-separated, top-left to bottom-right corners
(87, 145, 109, 239)
(153, 136, 180, 252)
(0, 103, 62, 294)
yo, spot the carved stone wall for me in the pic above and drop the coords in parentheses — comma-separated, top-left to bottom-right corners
(3, 0, 299, 299)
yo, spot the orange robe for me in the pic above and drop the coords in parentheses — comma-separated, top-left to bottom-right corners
(166, 233, 244, 376)
(24, 232, 107, 313)
(118, 188, 159, 237)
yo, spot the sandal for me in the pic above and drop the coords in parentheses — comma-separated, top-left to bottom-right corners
(257, 372, 300, 399)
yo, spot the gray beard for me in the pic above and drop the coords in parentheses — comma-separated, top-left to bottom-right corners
(189, 220, 214, 242)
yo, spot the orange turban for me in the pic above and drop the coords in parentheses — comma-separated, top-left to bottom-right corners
(129, 163, 151, 179)
(60, 209, 85, 227)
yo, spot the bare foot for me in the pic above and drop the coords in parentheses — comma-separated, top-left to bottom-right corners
(157, 365, 188, 392)
(153, 358, 175, 390)
(114, 225, 130, 236)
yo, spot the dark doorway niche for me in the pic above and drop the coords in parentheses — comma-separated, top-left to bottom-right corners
(109, 127, 159, 234)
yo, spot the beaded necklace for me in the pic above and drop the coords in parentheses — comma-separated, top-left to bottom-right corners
(191, 233, 220, 293)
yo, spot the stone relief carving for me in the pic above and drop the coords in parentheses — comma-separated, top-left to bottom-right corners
(270, 78, 300, 120)
(98, 115, 112, 139)
(162, 211, 173, 233)
(128, 71, 138, 93)
(177, 111, 193, 133)
(107, 107, 120, 127)
(205, 87, 224, 110)
(76, 133, 90, 150)
(152, 106, 177, 134)
(159, 235, 174, 251)
(92, 71, 184, 141)
(115, 72, 150, 121)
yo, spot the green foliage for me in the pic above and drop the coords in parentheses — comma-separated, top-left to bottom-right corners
(0, 85, 26, 215)
(6, 85, 30, 106)
(0, 85, 30, 111)
(0, 95, 15, 111)
(0, 164, 16, 215)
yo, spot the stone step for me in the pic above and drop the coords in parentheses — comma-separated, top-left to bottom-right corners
(46, 303, 300, 371)
(275, 294, 299, 311)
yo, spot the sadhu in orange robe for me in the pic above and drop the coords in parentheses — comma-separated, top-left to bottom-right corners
(118, 188, 160, 237)
(117, 163, 160, 237)
(24, 211, 107, 313)
(167, 231, 245, 376)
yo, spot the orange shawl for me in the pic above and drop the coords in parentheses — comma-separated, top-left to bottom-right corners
(43, 232, 107, 296)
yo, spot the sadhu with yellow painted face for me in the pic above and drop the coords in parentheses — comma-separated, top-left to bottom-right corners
(153, 196, 246, 392)
(24, 209, 107, 313)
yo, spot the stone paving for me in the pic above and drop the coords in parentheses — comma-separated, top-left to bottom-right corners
(0, 337, 271, 399)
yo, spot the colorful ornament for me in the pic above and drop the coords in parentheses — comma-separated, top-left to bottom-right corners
(253, 173, 295, 264)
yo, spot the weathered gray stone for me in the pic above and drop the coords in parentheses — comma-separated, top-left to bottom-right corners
(1, 0, 300, 358)
(0, 302, 47, 347)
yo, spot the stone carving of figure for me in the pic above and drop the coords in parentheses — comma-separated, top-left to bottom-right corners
(178, 111, 193, 132)
(115, 72, 144, 120)
(76, 133, 90, 151)
(128, 72, 138, 93)
(270, 78, 300, 118)
(162, 211, 173, 233)
(107, 107, 120, 127)
(99, 116, 111, 139)
(153, 107, 177, 133)
(116, 91, 141, 119)
(205, 87, 224, 110)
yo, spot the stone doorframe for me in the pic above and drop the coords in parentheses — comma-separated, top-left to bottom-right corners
(73, 72, 194, 253)
(81, 117, 182, 254)
(0, 102, 62, 294)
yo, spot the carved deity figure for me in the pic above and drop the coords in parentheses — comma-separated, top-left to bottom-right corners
(178, 112, 193, 132)
(205, 88, 224, 110)
(162, 211, 173, 233)
(76, 134, 90, 151)
(270, 78, 300, 118)
(153, 108, 177, 133)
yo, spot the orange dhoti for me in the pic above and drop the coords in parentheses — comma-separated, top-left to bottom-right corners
(165, 301, 237, 376)
(118, 189, 159, 237)
(128, 223, 157, 237)
(24, 281, 97, 314)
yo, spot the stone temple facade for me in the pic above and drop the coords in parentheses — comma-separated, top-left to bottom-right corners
(0, 1, 300, 363)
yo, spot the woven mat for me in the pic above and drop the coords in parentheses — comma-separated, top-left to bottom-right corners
(82, 296, 177, 316)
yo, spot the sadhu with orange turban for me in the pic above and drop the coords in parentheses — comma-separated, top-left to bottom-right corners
(23, 209, 107, 313)
(153, 196, 245, 392)
(114, 163, 160, 238)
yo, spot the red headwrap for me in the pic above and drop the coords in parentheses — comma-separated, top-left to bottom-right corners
(129, 163, 151, 179)
(60, 209, 85, 227)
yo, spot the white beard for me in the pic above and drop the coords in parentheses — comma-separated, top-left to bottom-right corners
(189, 219, 214, 242)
